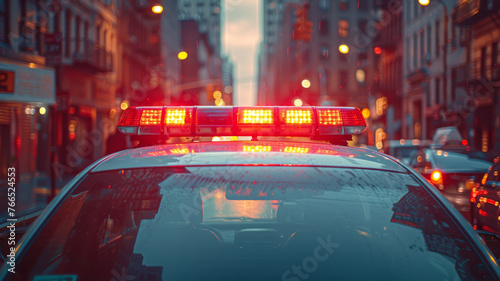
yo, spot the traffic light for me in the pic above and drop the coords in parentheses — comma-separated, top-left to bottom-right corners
(293, 4, 313, 42)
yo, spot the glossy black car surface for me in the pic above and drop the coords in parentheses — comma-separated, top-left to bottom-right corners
(1, 142, 499, 281)
(408, 148, 491, 213)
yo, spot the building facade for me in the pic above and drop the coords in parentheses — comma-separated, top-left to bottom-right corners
(402, 0, 469, 140)
(0, 0, 56, 217)
(177, 0, 225, 106)
(44, 0, 118, 177)
(454, 0, 500, 152)
(372, 0, 404, 148)
(259, 0, 379, 108)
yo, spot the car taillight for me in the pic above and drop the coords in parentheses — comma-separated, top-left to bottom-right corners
(431, 170, 443, 184)
(481, 173, 488, 185)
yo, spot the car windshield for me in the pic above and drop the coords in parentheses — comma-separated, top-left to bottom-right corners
(12, 166, 495, 281)
(394, 147, 419, 158)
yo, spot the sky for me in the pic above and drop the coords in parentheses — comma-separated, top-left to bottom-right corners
(223, 0, 261, 106)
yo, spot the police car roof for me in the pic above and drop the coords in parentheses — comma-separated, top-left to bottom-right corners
(91, 141, 407, 173)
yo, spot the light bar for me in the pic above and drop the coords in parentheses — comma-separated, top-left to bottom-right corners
(117, 106, 367, 140)
(141, 109, 162, 125)
(238, 108, 274, 124)
(165, 108, 187, 125)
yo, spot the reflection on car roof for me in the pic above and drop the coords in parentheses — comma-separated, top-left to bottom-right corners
(92, 141, 407, 173)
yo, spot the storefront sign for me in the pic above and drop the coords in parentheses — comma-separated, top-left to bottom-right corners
(0, 70, 15, 93)
(0, 62, 55, 104)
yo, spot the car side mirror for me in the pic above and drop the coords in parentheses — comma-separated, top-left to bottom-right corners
(476, 230, 500, 260)
(484, 181, 500, 189)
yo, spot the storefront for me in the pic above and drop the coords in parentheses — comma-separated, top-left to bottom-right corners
(56, 67, 116, 174)
(0, 61, 55, 218)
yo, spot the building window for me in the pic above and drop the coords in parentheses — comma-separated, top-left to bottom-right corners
(420, 30, 424, 66)
(435, 20, 440, 57)
(338, 52, 347, 62)
(492, 42, 498, 79)
(339, 71, 348, 89)
(320, 45, 329, 60)
(406, 37, 410, 71)
(0, 0, 8, 43)
(339, 0, 348, 11)
(358, 51, 367, 61)
(451, 68, 456, 101)
(319, 19, 329, 35)
(20, 0, 38, 52)
(406, 4, 411, 23)
(480, 46, 486, 78)
(435, 77, 440, 105)
(357, 0, 368, 11)
(338, 19, 349, 37)
(65, 9, 71, 57)
(319, 0, 330, 11)
(358, 20, 367, 34)
(413, 33, 417, 68)
(103, 29, 107, 49)
(413, 1, 418, 19)
(426, 25, 431, 56)
(95, 24, 100, 44)
(54, 11, 60, 33)
(75, 16, 80, 53)
(84, 21, 88, 47)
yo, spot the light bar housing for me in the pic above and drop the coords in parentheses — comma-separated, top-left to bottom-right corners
(117, 106, 367, 140)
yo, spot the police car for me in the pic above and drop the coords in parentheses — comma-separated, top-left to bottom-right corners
(1, 106, 500, 281)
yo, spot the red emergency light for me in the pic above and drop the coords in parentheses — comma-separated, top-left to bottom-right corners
(117, 106, 367, 142)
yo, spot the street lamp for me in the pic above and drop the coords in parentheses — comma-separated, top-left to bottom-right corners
(301, 79, 311, 89)
(177, 51, 188, 60)
(294, 98, 303, 107)
(152, 5, 163, 14)
(339, 44, 349, 54)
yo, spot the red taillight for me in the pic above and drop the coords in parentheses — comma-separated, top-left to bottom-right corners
(431, 170, 442, 183)
(481, 173, 488, 185)
(462, 139, 468, 146)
